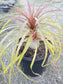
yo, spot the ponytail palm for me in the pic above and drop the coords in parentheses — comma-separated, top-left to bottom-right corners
(0, 0, 63, 84)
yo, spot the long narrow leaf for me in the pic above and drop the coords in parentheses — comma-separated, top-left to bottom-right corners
(2, 19, 12, 30)
(0, 57, 5, 71)
(17, 35, 33, 66)
(40, 22, 61, 36)
(40, 10, 63, 17)
(30, 41, 38, 75)
(0, 29, 16, 45)
(0, 41, 14, 72)
(9, 68, 12, 84)
(35, 0, 54, 18)
(26, 0, 31, 18)
(41, 40, 48, 67)
(15, 32, 28, 59)
(34, 0, 46, 17)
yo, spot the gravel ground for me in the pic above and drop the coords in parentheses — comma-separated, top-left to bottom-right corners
(0, 1, 63, 84)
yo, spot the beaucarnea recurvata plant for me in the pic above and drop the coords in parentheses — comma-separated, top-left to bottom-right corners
(0, 0, 63, 83)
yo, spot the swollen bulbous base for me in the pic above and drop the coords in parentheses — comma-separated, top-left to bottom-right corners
(29, 41, 40, 49)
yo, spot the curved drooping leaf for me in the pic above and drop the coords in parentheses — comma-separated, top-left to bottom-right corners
(17, 34, 33, 66)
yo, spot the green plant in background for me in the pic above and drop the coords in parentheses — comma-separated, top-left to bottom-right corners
(0, 0, 63, 84)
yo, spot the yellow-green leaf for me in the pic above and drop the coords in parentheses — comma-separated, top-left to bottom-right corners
(17, 35, 33, 66)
